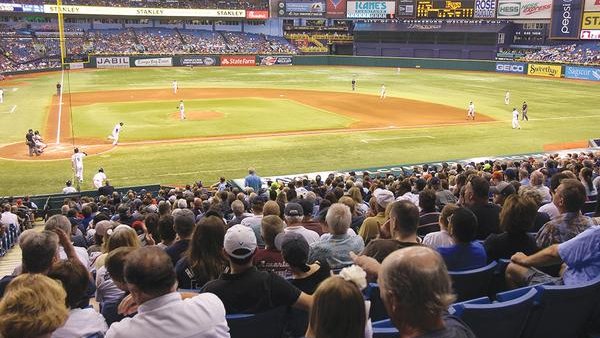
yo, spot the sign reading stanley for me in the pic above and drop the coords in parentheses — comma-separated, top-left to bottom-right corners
(527, 63, 562, 77)
(582, 12, 600, 29)
(347, 1, 396, 18)
(134, 57, 172, 67)
(550, 0, 584, 39)
(96, 56, 129, 68)
(43, 5, 245, 17)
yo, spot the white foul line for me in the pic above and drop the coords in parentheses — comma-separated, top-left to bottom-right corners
(9, 105, 16, 113)
(361, 135, 435, 143)
(56, 68, 64, 144)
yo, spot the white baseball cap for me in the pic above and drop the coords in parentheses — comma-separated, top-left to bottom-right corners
(224, 224, 257, 259)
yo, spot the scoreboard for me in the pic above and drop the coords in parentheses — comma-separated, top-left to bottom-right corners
(416, 0, 474, 18)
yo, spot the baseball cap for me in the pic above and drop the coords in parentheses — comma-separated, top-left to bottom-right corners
(224, 224, 257, 260)
(94, 220, 113, 236)
(429, 177, 441, 186)
(490, 181, 516, 197)
(275, 232, 309, 269)
(373, 188, 394, 208)
(284, 202, 303, 217)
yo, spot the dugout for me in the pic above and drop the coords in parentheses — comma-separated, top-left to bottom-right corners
(353, 21, 511, 60)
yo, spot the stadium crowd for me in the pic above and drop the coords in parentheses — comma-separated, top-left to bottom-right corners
(1, 149, 600, 337)
(523, 43, 600, 66)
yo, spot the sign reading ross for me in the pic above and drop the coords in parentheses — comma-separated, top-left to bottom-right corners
(550, 0, 584, 39)
(347, 1, 396, 18)
(326, 0, 348, 17)
(416, 0, 474, 18)
(179, 56, 218, 66)
(582, 12, 600, 29)
(527, 63, 562, 77)
(474, 0, 496, 17)
(584, 0, 600, 11)
(397, 0, 415, 17)
(495, 62, 527, 73)
(43, 5, 246, 17)
(134, 57, 172, 67)
(258, 55, 293, 66)
(96, 56, 130, 69)
(497, 0, 552, 18)
(580, 28, 600, 38)
(220, 55, 256, 66)
(564, 65, 600, 81)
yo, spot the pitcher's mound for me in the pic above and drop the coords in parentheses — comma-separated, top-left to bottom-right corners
(169, 110, 224, 121)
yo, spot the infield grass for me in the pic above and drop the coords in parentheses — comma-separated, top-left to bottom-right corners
(1, 66, 599, 195)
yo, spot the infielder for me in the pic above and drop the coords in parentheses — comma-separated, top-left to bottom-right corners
(380, 84, 386, 99)
(178, 100, 186, 120)
(522, 101, 528, 121)
(93, 168, 107, 189)
(0, 88, 3, 103)
(108, 122, 123, 145)
(512, 108, 521, 129)
(505, 91, 510, 105)
(467, 101, 475, 120)
(172, 80, 178, 94)
(351, 78, 356, 91)
(71, 148, 87, 183)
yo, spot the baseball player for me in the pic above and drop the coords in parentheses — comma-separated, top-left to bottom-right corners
(178, 100, 186, 120)
(505, 91, 510, 105)
(512, 108, 521, 129)
(107, 122, 123, 145)
(172, 80, 178, 94)
(0, 88, 3, 103)
(71, 148, 87, 184)
(93, 168, 107, 189)
(380, 84, 386, 99)
(522, 101, 528, 121)
(467, 101, 475, 120)
(351, 78, 356, 91)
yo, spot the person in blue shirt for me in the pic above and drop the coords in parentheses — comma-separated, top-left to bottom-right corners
(437, 207, 487, 271)
(244, 168, 262, 192)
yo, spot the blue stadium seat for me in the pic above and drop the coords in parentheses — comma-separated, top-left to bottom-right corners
(521, 276, 600, 338)
(448, 261, 497, 301)
(226, 306, 287, 338)
(489, 259, 510, 295)
(372, 319, 398, 338)
(452, 288, 537, 338)
(448, 296, 491, 315)
(364, 283, 389, 322)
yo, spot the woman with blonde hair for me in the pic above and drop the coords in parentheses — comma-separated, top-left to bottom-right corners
(348, 186, 369, 216)
(0, 274, 69, 338)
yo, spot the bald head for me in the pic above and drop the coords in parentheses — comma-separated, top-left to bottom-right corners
(379, 246, 455, 332)
(124, 247, 176, 299)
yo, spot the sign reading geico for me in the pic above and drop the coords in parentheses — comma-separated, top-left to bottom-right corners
(134, 57, 172, 67)
(43, 5, 245, 17)
(96, 56, 130, 68)
(527, 63, 562, 77)
(583, 12, 600, 29)
(495, 62, 526, 73)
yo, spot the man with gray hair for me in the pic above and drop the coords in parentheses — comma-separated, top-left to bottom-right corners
(352, 247, 476, 338)
(227, 200, 252, 228)
(283, 202, 319, 245)
(45, 214, 90, 269)
(308, 203, 364, 269)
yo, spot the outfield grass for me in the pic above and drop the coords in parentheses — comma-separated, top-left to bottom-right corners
(1, 66, 599, 196)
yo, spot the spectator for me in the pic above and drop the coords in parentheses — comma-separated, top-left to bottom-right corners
(484, 195, 539, 262)
(430, 176, 458, 208)
(358, 188, 393, 244)
(536, 179, 594, 248)
(518, 186, 551, 232)
(165, 209, 196, 265)
(105, 247, 229, 338)
(438, 207, 487, 271)
(579, 167, 597, 200)
(176, 216, 227, 289)
(418, 189, 441, 236)
(202, 224, 312, 313)
(45, 215, 90, 270)
(309, 203, 364, 269)
(362, 200, 421, 263)
(463, 176, 501, 239)
(157, 215, 176, 249)
(297, 198, 323, 235)
(0, 274, 69, 338)
(284, 202, 320, 245)
(253, 215, 289, 277)
(348, 186, 369, 216)
(338, 196, 366, 233)
(244, 167, 262, 192)
(538, 171, 574, 220)
(423, 203, 459, 249)
(227, 199, 251, 227)
(241, 195, 266, 247)
(490, 181, 516, 206)
(0, 203, 19, 228)
(103, 247, 136, 325)
(530, 171, 552, 204)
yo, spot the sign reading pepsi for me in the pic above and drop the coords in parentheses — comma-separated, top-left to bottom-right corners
(564, 66, 600, 81)
(550, 0, 584, 39)
(495, 62, 526, 73)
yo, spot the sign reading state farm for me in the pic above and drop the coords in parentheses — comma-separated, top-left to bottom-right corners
(497, 0, 552, 19)
(220, 55, 256, 66)
(43, 5, 245, 17)
(347, 1, 396, 18)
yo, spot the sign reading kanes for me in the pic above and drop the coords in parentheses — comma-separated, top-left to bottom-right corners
(347, 1, 396, 18)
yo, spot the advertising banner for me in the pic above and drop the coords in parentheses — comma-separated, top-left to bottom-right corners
(495, 62, 527, 73)
(527, 63, 562, 77)
(179, 56, 218, 66)
(497, 0, 552, 18)
(68, 62, 84, 70)
(96, 56, 130, 69)
(134, 57, 173, 67)
(584, 0, 600, 11)
(474, 0, 497, 17)
(580, 28, 600, 38)
(246, 10, 269, 18)
(397, 0, 415, 17)
(279, 1, 326, 17)
(347, 1, 396, 18)
(326, 0, 348, 17)
(43, 5, 245, 17)
(550, 0, 584, 39)
(582, 12, 600, 28)
(220, 55, 256, 66)
(564, 65, 600, 80)
(0, 3, 22, 11)
(416, 0, 474, 18)
(258, 55, 293, 65)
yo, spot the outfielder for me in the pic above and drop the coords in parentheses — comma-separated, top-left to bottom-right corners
(108, 122, 123, 145)
(467, 101, 475, 120)
(512, 108, 521, 129)
(178, 100, 186, 120)
(522, 101, 528, 121)
(71, 148, 87, 183)
(172, 80, 178, 94)
(0, 88, 3, 103)
(380, 84, 386, 99)
(505, 91, 510, 105)
(351, 78, 356, 91)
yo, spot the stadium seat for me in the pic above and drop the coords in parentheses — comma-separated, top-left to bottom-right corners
(226, 306, 287, 338)
(364, 283, 389, 322)
(372, 319, 398, 338)
(520, 276, 600, 338)
(448, 261, 497, 301)
(452, 288, 537, 338)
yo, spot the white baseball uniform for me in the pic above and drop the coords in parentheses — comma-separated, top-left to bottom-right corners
(93, 171, 107, 189)
(380, 85, 386, 99)
(467, 103, 475, 119)
(512, 109, 521, 129)
(108, 123, 121, 145)
(505, 91, 510, 105)
(172, 80, 178, 94)
(72, 152, 86, 182)
(0, 89, 3, 103)
(179, 102, 186, 120)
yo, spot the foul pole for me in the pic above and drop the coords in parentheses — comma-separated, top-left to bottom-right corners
(55, 0, 66, 144)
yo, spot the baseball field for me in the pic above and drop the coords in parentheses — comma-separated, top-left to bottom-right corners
(0, 65, 599, 195)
